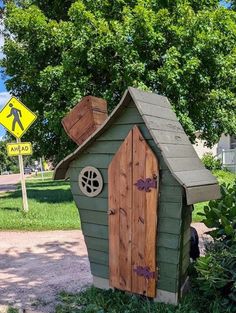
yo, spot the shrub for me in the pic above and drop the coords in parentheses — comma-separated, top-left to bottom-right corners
(201, 153, 222, 171)
(198, 182, 236, 246)
(194, 181, 236, 312)
(194, 243, 236, 312)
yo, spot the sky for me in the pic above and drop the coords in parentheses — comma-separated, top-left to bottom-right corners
(0, 0, 231, 139)
(0, 0, 11, 139)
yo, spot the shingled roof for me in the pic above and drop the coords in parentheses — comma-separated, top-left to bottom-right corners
(54, 87, 221, 204)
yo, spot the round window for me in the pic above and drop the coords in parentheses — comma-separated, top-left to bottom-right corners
(78, 166, 103, 197)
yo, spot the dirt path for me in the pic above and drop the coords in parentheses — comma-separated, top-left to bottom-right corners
(0, 230, 92, 313)
(192, 222, 212, 255)
(0, 224, 210, 313)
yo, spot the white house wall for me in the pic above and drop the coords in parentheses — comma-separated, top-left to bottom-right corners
(193, 134, 231, 158)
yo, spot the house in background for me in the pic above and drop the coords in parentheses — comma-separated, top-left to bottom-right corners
(193, 133, 236, 172)
(193, 133, 236, 158)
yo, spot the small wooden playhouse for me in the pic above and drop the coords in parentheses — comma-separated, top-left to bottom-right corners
(54, 87, 220, 304)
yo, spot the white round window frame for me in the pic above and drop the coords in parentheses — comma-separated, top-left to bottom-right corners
(78, 166, 104, 197)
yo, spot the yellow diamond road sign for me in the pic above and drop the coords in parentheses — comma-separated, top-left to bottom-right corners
(7, 142, 33, 157)
(0, 97, 37, 138)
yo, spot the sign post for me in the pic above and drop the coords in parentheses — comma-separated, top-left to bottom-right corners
(0, 96, 37, 212)
(17, 137, 29, 212)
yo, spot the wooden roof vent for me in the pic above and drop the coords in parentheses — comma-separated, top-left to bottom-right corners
(62, 96, 108, 145)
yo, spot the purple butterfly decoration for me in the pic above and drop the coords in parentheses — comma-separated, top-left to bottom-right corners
(133, 266, 155, 280)
(134, 178, 157, 192)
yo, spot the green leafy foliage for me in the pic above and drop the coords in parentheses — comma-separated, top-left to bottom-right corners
(199, 181, 236, 245)
(194, 178, 236, 312)
(201, 152, 222, 170)
(0, 140, 18, 173)
(194, 243, 236, 312)
(1, 1, 236, 161)
(7, 308, 19, 313)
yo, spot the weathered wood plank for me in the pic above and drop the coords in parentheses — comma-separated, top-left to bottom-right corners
(129, 88, 171, 108)
(160, 144, 199, 158)
(71, 154, 113, 169)
(118, 129, 132, 291)
(131, 126, 158, 297)
(62, 96, 108, 145)
(160, 186, 183, 203)
(140, 105, 177, 121)
(145, 135, 159, 298)
(173, 169, 217, 187)
(182, 241, 190, 259)
(79, 209, 107, 225)
(181, 253, 190, 276)
(88, 249, 109, 265)
(161, 170, 180, 187)
(108, 132, 122, 289)
(183, 228, 191, 247)
(144, 115, 185, 133)
(158, 262, 179, 279)
(114, 107, 143, 125)
(158, 233, 180, 250)
(187, 183, 221, 205)
(158, 218, 182, 235)
(151, 129, 191, 145)
(85, 141, 122, 155)
(159, 202, 183, 219)
(82, 223, 108, 239)
(157, 277, 178, 293)
(158, 247, 180, 265)
(97, 124, 152, 141)
(84, 236, 108, 252)
(90, 262, 109, 279)
(132, 126, 149, 296)
(166, 158, 205, 172)
(73, 195, 108, 211)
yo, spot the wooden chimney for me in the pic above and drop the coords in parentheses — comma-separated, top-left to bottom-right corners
(62, 96, 108, 145)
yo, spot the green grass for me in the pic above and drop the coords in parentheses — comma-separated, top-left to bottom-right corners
(55, 287, 225, 313)
(27, 170, 54, 179)
(0, 177, 80, 231)
(7, 308, 19, 313)
(193, 170, 236, 222)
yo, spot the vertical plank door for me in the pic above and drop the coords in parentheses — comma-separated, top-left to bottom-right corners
(108, 125, 159, 297)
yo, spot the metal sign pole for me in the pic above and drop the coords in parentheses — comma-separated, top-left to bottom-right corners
(17, 138, 29, 212)
(40, 157, 44, 181)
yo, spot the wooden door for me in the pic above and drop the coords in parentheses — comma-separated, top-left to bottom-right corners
(108, 125, 159, 298)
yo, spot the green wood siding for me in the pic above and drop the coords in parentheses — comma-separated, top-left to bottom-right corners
(69, 101, 188, 294)
(179, 204, 192, 286)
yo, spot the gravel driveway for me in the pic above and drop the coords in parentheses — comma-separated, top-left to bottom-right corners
(0, 224, 210, 313)
(0, 230, 92, 313)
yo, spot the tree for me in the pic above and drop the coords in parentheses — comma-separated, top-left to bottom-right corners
(0, 140, 18, 172)
(1, 0, 236, 162)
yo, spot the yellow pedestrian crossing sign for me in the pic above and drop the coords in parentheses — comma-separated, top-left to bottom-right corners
(0, 96, 37, 138)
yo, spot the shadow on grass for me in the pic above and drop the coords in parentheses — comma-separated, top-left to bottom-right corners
(0, 207, 20, 212)
(26, 180, 70, 188)
(0, 237, 92, 310)
(1, 180, 74, 204)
